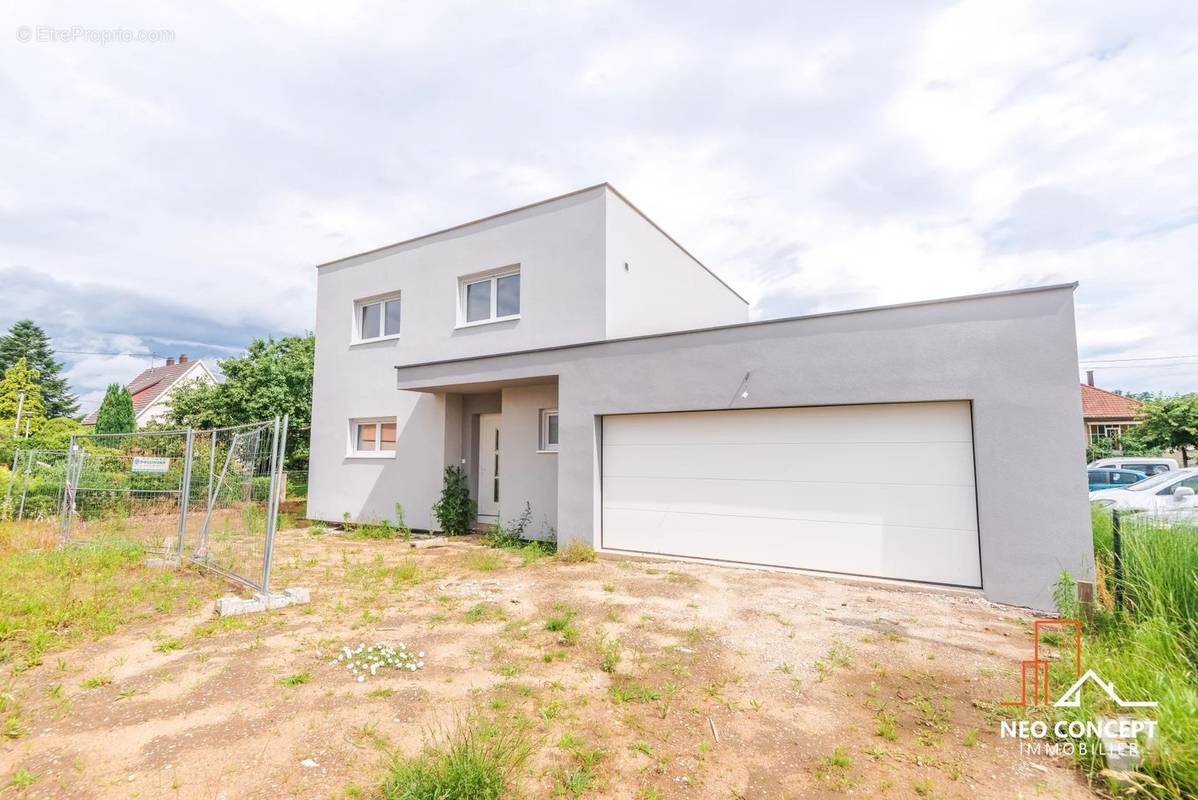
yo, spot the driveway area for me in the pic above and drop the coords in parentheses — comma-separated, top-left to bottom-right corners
(2, 529, 1097, 799)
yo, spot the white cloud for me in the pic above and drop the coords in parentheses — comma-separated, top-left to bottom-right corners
(0, 0, 1195, 397)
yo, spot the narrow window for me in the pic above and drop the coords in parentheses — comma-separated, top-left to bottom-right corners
(540, 408, 559, 452)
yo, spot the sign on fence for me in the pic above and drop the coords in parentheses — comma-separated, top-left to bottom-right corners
(131, 456, 171, 473)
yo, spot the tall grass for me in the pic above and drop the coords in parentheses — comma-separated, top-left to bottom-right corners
(1053, 509, 1198, 797)
(0, 519, 218, 672)
(382, 716, 528, 800)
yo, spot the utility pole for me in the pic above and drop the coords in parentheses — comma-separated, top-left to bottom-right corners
(13, 390, 25, 435)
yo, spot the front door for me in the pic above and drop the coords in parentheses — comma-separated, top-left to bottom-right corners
(477, 413, 500, 520)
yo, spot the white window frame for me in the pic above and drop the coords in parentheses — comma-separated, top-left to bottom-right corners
(352, 291, 402, 344)
(1089, 422, 1130, 444)
(348, 417, 398, 458)
(538, 408, 559, 453)
(457, 266, 521, 328)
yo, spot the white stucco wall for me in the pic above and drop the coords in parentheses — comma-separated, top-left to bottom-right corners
(603, 189, 749, 337)
(307, 188, 608, 527)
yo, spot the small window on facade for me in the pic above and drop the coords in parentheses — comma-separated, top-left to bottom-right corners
(351, 418, 397, 456)
(540, 408, 559, 451)
(460, 268, 520, 325)
(355, 294, 401, 342)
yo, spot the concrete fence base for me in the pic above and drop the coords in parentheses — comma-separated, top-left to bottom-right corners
(215, 586, 310, 617)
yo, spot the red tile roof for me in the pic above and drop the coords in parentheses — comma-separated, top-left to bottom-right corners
(1081, 384, 1141, 420)
(83, 361, 206, 424)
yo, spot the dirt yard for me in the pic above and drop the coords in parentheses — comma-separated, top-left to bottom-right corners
(1, 528, 1100, 799)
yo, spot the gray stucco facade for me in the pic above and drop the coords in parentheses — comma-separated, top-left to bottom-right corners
(392, 284, 1093, 611)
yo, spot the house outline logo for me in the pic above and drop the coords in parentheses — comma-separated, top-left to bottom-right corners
(1000, 619, 1155, 708)
(1053, 669, 1157, 709)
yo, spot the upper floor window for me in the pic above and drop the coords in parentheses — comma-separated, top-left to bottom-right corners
(459, 267, 520, 326)
(355, 292, 401, 342)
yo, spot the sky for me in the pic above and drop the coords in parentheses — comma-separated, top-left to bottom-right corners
(1, 0, 1196, 415)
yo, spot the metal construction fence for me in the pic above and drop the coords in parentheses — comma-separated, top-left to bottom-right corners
(4, 447, 70, 520)
(58, 416, 289, 594)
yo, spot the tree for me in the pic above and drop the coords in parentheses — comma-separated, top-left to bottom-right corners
(1122, 393, 1198, 467)
(0, 357, 47, 433)
(166, 335, 314, 428)
(1085, 436, 1115, 464)
(94, 383, 136, 434)
(0, 320, 78, 418)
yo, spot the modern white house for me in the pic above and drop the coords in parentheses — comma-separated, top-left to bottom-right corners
(307, 183, 1092, 610)
(83, 354, 217, 428)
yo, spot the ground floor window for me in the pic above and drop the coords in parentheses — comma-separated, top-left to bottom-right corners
(1089, 422, 1133, 444)
(350, 417, 397, 456)
(539, 408, 559, 451)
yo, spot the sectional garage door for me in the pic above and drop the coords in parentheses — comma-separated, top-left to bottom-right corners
(600, 402, 982, 587)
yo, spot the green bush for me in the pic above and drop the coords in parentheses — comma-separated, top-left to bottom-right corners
(432, 466, 475, 535)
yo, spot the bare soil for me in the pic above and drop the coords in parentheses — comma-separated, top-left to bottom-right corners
(0, 529, 1100, 799)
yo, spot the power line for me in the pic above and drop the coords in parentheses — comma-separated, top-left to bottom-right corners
(1080, 353, 1198, 364)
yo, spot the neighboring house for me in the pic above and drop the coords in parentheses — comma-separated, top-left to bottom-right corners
(308, 183, 1091, 611)
(1081, 373, 1142, 447)
(83, 355, 217, 428)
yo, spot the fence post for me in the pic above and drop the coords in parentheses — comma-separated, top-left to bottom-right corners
(260, 415, 287, 596)
(3, 448, 18, 512)
(59, 436, 78, 545)
(17, 449, 34, 520)
(175, 429, 195, 560)
(1111, 509, 1123, 615)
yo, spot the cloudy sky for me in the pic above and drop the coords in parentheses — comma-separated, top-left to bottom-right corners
(2, 0, 1196, 414)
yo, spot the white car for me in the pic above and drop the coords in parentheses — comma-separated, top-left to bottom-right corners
(1086, 457, 1178, 476)
(1089, 467, 1198, 513)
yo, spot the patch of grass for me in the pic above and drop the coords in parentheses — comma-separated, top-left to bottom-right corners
(153, 638, 182, 653)
(8, 768, 36, 789)
(555, 743, 605, 796)
(599, 637, 622, 673)
(80, 675, 112, 689)
(913, 777, 934, 796)
(609, 681, 660, 704)
(0, 521, 218, 671)
(278, 672, 311, 687)
(557, 541, 597, 563)
(381, 717, 528, 800)
(464, 603, 506, 623)
(814, 745, 855, 791)
(544, 610, 579, 646)
(465, 551, 503, 572)
(875, 711, 898, 741)
(368, 687, 395, 698)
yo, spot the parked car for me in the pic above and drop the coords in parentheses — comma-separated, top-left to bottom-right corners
(1087, 468, 1147, 491)
(1089, 467, 1198, 513)
(1087, 457, 1178, 476)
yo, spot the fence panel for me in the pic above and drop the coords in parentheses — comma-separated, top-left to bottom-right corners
(56, 416, 288, 594)
(11, 448, 70, 520)
(186, 417, 287, 593)
(59, 430, 192, 556)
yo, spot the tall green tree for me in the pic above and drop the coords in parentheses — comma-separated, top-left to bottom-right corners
(166, 335, 314, 429)
(94, 383, 136, 435)
(1122, 393, 1198, 467)
(0, 320, 78, 418)
(0, 357, 47, 432)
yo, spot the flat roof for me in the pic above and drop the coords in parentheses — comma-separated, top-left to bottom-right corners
(314, 182, 749, 305)
(395, 282, 1079, 372)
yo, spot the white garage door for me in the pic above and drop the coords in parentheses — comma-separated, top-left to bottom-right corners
(601, 402, 981, 587)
